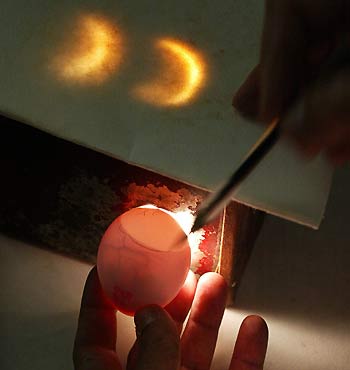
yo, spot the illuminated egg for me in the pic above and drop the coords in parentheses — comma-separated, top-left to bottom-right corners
(132, 38, 206, 106)
(97, 206, 191, 315)
(52, 14, 123, 84)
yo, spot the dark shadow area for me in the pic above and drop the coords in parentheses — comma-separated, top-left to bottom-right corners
(235, 166, 350, 330)
(0, 312, 78, 370)
(0, 115, 207, 262)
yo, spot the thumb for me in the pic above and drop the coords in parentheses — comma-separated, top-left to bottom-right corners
(283, 69, 350, 159)
(232, 65, 261, 121)
(133, 305, 180, 370)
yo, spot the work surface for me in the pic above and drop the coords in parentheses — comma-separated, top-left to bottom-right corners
(1, 166, 349, 370)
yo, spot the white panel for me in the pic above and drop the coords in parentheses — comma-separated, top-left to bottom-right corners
(0, 0, 333, 227)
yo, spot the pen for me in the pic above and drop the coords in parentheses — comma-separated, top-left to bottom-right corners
(188, 119, 280, 235)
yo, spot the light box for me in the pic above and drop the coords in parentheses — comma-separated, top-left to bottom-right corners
(0, 116, 263, 303)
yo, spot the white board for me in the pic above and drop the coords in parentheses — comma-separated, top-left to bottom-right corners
(0, 0, 333, 228)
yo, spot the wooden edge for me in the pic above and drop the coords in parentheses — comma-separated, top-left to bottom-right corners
(218, 201, 265, 306)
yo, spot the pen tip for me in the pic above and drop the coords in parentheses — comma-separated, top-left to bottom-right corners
(190, 217, 202, 235)
(171, 217, 203, 248)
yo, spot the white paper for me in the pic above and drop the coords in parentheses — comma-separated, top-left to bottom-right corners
(0, 0, 333, 228)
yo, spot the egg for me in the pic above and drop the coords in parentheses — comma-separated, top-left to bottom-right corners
(97, 206, 191, 315)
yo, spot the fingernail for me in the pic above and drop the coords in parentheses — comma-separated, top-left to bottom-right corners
(134, 305, 161, 338)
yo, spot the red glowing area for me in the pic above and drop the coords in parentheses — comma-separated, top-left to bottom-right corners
(97, 206, 191, 315)
(132, 38, 206, 106)
(51, 14, 123, 84)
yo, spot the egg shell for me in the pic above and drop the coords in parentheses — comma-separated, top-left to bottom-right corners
(97, 207, 191, 315)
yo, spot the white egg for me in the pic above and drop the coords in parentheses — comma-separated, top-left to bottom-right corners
(97, 206, 191, 315)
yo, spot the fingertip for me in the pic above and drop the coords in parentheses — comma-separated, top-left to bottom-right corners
(240, 315, 269, 340)
(135, 305, 177, 339)
(230, 315, 269, 369)
(164, 270, 197, 326)
(81, 266, 115, 309)
(75, 266, 118, 353)
(86, 266, 98, 284)
(135, 304, 165, 335)
(199, 271, 225, 282)
(176, 269, 197, 304)
(83, 266, 100, 298)
(193, 272, 228, 319)
(184, 270, 198, 291)
(199, 272, 228, 293)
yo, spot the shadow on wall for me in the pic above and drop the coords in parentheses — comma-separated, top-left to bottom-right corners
(235, 166, 350, 331)
(1, 312, 78, 370)
(0, 310, 139, 370)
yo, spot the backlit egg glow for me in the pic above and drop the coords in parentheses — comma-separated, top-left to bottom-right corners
(132, 38, 206, 106)
(97, 206, 191, 315)
(52, 14, 123, 84)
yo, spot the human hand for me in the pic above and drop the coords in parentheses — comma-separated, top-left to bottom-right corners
(73, 267, 268, 370)
(233, 0, 350, 165)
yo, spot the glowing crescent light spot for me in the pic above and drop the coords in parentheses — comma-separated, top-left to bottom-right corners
(133, 38, 206, 106)
(52, 14, 123, 84)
